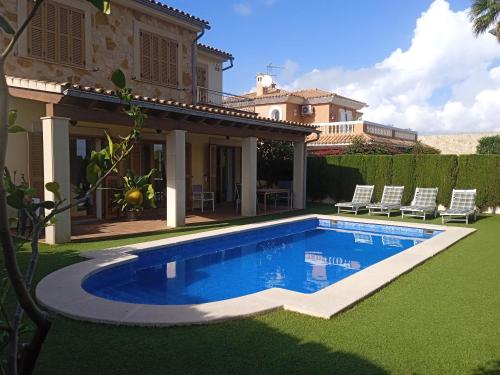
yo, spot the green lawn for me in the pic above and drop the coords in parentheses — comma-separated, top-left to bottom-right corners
(11, 205, 500, 374)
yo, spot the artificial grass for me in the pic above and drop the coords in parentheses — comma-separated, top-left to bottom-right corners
(6, 205, 500, 374)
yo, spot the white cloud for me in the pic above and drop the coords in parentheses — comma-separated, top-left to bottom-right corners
(233, 3, 252, 16)
(283, 0, 500, 134)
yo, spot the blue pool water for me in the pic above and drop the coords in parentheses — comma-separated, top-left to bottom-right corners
(83, 219, 441, 305)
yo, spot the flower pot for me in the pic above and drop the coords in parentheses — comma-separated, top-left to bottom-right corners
(126, 210, 141, 221)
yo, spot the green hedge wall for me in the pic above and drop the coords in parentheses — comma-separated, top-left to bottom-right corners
(307, 154, 500, 208)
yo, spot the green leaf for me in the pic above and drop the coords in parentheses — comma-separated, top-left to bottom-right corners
(111, 69, 126, 89)
(8, 125, 26, 133)
(86, 162, 101, 185)
(0, 15, 15, 35)
(87, 0, 111, 14)
(105, 131, 114, 157)
(45, 181, 61, 201)
(8, 109, 17, 126)
(6, 190, 25, 209)
(8, 217, 18, 227)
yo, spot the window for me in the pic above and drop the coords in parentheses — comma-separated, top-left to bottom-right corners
(28, 1, 85, 67)
(140, 30, 178, 87)
(270, 109, 280, 121)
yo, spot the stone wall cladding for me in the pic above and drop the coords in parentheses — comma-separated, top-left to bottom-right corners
(0, 0, 195, 102)
(420, 132, 500, 155)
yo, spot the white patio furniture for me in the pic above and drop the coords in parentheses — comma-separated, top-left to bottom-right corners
(335, 185, 374, 215)
(192, 184, 214, 213)
(367, 186, 405, 217)
(400, 187, 438, 220)
(440, 189, 477, 224)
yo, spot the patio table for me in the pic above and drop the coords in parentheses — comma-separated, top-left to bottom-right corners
(257, 188, 290, 212)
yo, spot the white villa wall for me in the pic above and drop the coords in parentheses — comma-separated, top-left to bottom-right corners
(420, 132, 500, 155)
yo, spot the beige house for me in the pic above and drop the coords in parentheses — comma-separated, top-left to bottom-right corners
(1, 0, 317, 244)
(228, 74, 417, 153)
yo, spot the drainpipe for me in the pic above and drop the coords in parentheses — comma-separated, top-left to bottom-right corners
(302, 131, 321, 208)
(222, 57, 234, 71)
(192, 26, 209, 104)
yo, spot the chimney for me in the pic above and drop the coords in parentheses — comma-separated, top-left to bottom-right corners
(256, 73, 265, 97)
(256, 73, 273, 97)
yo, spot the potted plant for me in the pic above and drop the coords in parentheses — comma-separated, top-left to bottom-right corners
(114, 169, 156, 220)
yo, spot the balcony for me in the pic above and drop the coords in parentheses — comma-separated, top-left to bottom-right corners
(315, 121, 417, 141)
(196, 86, 255, 113)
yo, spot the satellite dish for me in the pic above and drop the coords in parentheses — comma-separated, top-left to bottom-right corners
(261, 74, 273, 88)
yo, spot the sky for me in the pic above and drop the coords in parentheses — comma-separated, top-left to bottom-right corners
(166, 0, 500, 134)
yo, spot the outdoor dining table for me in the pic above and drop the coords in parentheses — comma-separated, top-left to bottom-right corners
(256, 188, 290, 212)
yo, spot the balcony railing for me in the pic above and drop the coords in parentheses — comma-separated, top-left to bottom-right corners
(315, 121, 417, 141)
(196, 86, 255, 113)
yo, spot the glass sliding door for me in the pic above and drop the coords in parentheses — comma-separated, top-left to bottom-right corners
(70, 137, 97, 218)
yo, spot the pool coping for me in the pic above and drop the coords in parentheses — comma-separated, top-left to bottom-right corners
(36, 215, 476, 326)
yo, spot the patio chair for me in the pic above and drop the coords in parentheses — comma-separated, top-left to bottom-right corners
(192, 184, 214, 213)
(335, 185, 374, 215)
(440, 189, 477, 224)
(400, 187, 438, 220)
(367, 186, 405, 217)
(274, 180, 293, 209)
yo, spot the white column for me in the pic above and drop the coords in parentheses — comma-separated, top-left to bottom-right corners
(241, 137, 257, 217)
(166, 130, 186, 227)
(41, 116, 71, 244)
(293, 141, 306, 210)
(95, 138, 103, 220)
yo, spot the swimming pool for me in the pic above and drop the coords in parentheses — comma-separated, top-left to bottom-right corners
(83, 218, 440, 305)
(36, 215, 474, 325)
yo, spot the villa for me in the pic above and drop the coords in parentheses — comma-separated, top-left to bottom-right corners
(227, 73, 418, 154)
(1, 0, 318, 244)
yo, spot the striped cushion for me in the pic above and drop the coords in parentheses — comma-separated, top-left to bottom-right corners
(351, 185, 374, 203)
(380, 186, 404, 205)
(412, 187, 438, 207)
(450, 189, 476, 211)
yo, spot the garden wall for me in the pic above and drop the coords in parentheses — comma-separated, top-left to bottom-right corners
(307, 155, 500, 212)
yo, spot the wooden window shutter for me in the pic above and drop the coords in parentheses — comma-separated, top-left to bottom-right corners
(58, 7, 70, 64)
(130, 146, 142, 175)
(196, 65, 207, 88)
(140, 31, 152, 81)
(167, 40, 178, 86)
(151, 34, 160, 83)
(28, 133, 45, 199)
(28, 2, 44, 58)
(45, 2, 57, 61)
(160, 38, 169, 85)
(69, 9, 84, 66)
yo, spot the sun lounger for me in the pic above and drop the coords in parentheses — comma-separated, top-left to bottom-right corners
(367, 186, 405, 217)
(440, 189, 477, 224)
(400, 187, 438, 220)
(335, 185, 374, 215)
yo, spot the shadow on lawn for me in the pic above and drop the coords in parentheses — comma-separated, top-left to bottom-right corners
(472, 360, 500, 375)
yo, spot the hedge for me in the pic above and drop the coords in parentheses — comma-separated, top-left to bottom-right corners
(307, 154, 500, 209)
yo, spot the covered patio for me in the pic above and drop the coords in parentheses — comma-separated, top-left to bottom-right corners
(7, 77, 318, 244)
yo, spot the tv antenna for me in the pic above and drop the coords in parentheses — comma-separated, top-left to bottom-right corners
(266, 63, 284, 77)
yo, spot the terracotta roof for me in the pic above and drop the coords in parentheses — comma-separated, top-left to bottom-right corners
(61, 84, 317, 132)
(307, 133, 415, 147)
(237, 87, 367, 106)
(197, 43, 233, 59)
(137, 0, 209, 27)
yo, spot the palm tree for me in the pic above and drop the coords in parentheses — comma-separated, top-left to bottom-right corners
(469, 0, 500, 42)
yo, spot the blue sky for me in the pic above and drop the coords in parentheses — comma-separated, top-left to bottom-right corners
(168, 0, 471, 93)
(166, 0, 499, 134)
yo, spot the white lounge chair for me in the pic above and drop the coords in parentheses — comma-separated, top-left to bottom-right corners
(440, 189, 477, 224)
(367, 186, 405, 217)
(400, 187, 438, 220)
(335, 185, 374, 215)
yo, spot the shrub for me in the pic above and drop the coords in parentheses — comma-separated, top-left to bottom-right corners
(476, 135, 500, 154)
(307, 154, 500, 209)
(456, 155, 500, 208)
(414, 155, 458, 206)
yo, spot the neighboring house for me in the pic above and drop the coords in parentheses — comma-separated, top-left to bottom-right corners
(2, 0, 317, 244)
(419, 132, 500, 154)
(227, 74, 418, 153)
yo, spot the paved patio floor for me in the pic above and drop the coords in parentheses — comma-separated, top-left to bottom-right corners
(71, 203, 292, 241)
